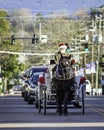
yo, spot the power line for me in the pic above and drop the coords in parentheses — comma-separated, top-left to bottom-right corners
(0, 50, 89, 56)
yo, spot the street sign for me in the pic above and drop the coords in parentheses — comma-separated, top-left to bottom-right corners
(101, 79, 104, 85)
(41, 35, 47, 43)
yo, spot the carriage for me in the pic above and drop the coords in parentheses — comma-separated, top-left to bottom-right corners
(37, 57, 86, 115)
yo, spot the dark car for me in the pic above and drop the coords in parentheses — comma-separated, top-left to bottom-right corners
(28, 66, 48, 78)
(27, 73, 40, 104)
(24, 66, 48, 104)
(20, 70, 30, 97)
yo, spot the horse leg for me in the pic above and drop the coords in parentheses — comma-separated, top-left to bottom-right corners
(55, 80, 63, 115)
(56, 98, 62, 115)
(63, 91, 69, 115)
(55, 89, 63, 115)
(63, 79, 72, 115)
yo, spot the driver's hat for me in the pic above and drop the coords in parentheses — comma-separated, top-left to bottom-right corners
(59, 43, 67, 49)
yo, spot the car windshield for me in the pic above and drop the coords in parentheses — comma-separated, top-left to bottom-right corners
(29, 66, 48, 77)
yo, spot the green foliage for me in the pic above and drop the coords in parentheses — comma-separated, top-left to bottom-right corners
(0, 10, 24, 78)
(0, 54, 24, 79)
(0, 10, 24, 80)
(0, 10, 11, 35)
(2, 40, 21, 51)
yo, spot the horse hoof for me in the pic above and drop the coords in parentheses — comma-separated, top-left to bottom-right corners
(74, 103, 82, 108)
(56, 110, 62, 116)
(62, 110, 68, 116)
(57, 111, 62, 116)
(62, 112, 68, 116)
(57, 112, 62, 116)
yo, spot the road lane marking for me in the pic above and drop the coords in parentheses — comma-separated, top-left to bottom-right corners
(0, 122, 104, 128)
(86, 104, 104, 115)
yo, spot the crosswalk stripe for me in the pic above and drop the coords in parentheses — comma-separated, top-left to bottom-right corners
(0, 122, 104, 128)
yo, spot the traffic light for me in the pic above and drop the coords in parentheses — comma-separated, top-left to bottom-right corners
(66, 46, 70, 52)
(65, 43, 70, 52)
(32, 34, 36, 44)
(32, 34, 39, 44)
(84, 43, 89, 52)
(11, 35, 15, 45)
(35, 37, 39, 43)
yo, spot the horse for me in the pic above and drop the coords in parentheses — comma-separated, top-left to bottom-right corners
(52, 54, 75, 115)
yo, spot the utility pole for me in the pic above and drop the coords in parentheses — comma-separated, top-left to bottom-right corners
(39, 22, 41, 42)
(91, 40, 94, 89)
(84, 53, 86, 77)
(84, 33, 89, 77)
(95, 13, 103, 92)
(91, 18, 96, 90)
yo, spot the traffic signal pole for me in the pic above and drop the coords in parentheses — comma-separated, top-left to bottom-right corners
(91, 41, 94, 90)
(84, 52, 86, 77)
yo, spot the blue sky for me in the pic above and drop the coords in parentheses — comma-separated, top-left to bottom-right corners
(0, 0, 104, 15)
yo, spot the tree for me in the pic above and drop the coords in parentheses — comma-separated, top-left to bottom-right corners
(0, 10, 25, 92)
(0, 54, 24, 77)
(0, 53, 25, 92)
(0, 10, 11, 35)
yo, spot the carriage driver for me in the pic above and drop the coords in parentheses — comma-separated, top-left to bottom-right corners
(54, 43, 71, 64)
(54, 43, 75, 71)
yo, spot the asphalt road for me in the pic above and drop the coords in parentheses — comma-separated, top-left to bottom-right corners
(0, 94, 104, 130)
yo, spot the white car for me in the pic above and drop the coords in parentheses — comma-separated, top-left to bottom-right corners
(9, 85, 22, 95)
(85, 80, 92, 95)
(92, 88, 102, 96)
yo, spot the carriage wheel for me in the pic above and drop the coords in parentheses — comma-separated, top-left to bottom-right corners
(43, 87, 46, 115)
(38, 99, 41, 113)
(81, 85, 85, 114)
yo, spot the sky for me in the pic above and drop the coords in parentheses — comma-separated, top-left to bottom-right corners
(0, 0, 104, 16)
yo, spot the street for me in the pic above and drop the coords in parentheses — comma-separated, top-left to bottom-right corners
(0, 94, 104, 130)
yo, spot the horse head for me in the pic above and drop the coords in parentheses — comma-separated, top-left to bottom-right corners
(59, 54, 71, 68)
(56, 54, 75, 79)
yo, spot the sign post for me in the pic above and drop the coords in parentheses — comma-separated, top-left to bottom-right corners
(101, 75, 104, 95)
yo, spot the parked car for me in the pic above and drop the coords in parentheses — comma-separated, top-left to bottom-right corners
(20, 71, 30, 97)
(92, 88, 102, 95)
(10, 85, 22, 95)
(85, 80, 92, 95)
(28, 66, 48, 78)
(23, 66, 48, 104)
(20, 78, 26, 97)
(27, 73, 40, 104)
(23, 83, 30, 101)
